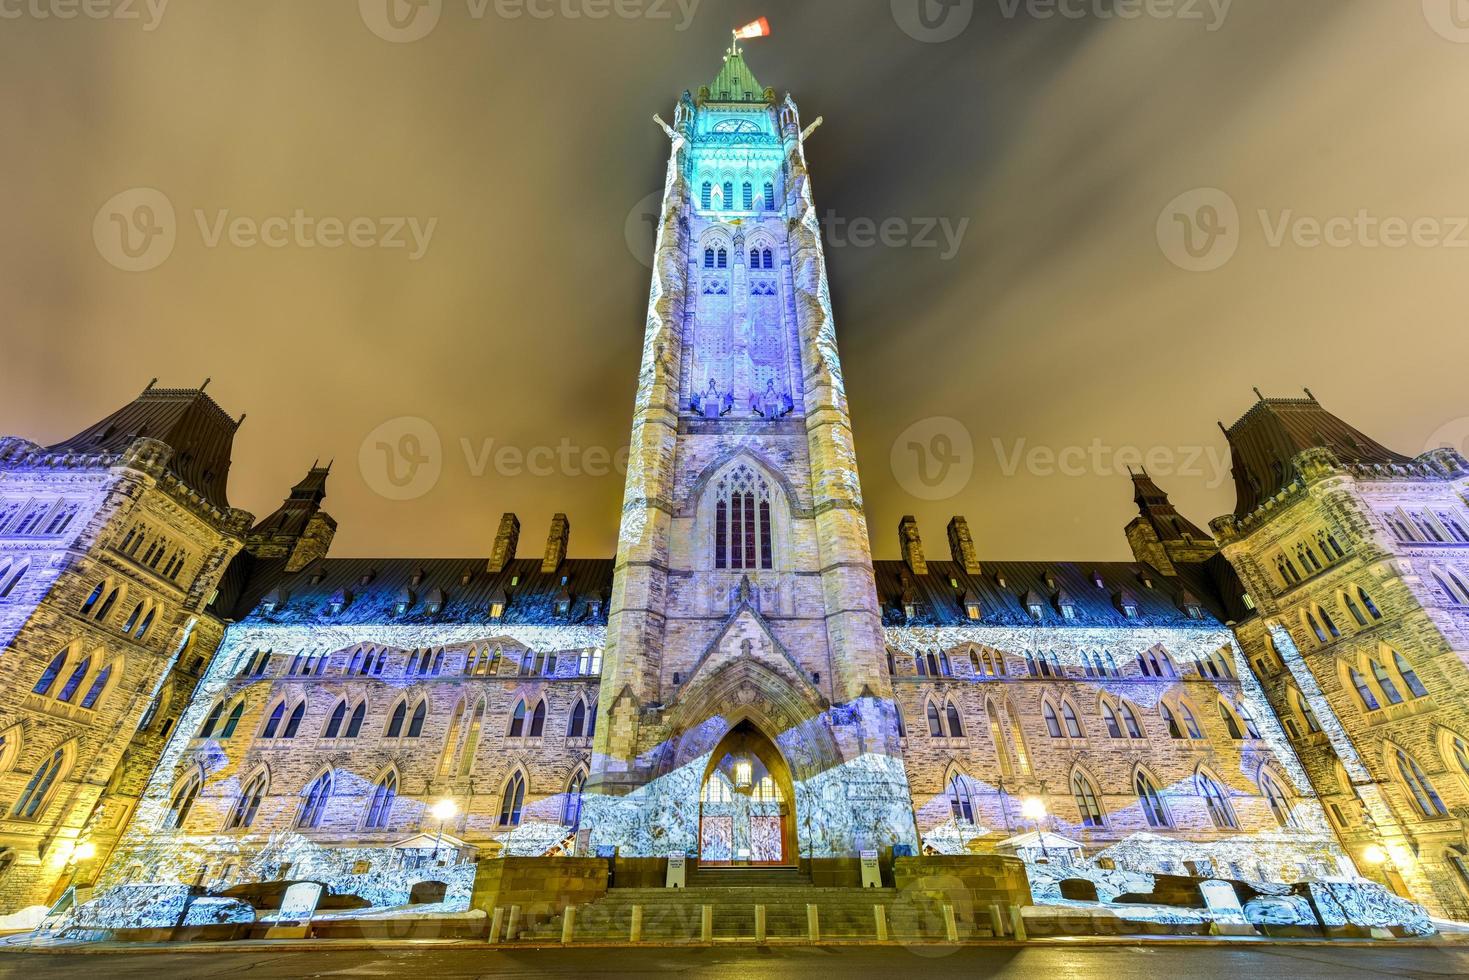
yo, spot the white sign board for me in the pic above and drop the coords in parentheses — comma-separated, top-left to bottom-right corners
(278, 882, 323, 924)
(860, 850, 882, 889)
(666, 853, 686, 889)
(1199, 880, 1247, 924)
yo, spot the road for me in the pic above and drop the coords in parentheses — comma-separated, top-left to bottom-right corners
(2, 943, 1468, 979)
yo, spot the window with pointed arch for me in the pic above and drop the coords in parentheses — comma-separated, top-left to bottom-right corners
(1448, 733, 1469, 783)
(945, 702, 964, 738)
(568, 700, 588, 739)
(1071, 772, 1105, 828)
(1259, 770, 1297, 828)
(1218, 701, 1245, 740)
(508, 700, 527, 737)
(564, 771, 585, 827)
(1394, 747, 1448, 818)
(1042, 701, 1063, 738)
(297, 771, 333, 829)
(408, 701, 427, 738)
(1102, 702, 1124, 739)
(926, 701, 945, 738)
(947, 772, 978, 824)
(12, 747, 67, 821)
(1196, 772, 1238, 830)
(499, 771, 527, 827)
(324, 700, 350, 738)
(364, 772, 397, 830)
(1391, 651, 1429, 699)
(166, 773, 201, 830)
(1136, 771, 1171, 828)
(714, 465, 774, 571)
(261, 701, 288, 738)
(226, 772, 267, 830)
(1061, 701, 1084, 738)
(32, 648, 69, 697)
(1348, 667, 1380, 712)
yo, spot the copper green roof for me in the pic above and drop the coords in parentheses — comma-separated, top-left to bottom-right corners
(707, 47, 766, 103)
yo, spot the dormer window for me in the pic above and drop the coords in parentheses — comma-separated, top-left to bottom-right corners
(394, 588, 415, 617)
(490, 602, 505, 619)
(424, 588, 444, 615)
(410, 570, 425, 588)
(1060, 603, 1077, 620)
(1028, 603, 1044, 621)
(1122, 602, 1139, 618)
(460, 571, 472, 586)
(1185, 604, 1204, 620)
(1091, 571, 1105, 589)
(995, 574, 1007, 589)
(556, 600, 571, 617)
(327, 589, 351, 616)
(510, 575, 520, 587)
(961, 592, 982, 621)
(903, 602, 918, 621)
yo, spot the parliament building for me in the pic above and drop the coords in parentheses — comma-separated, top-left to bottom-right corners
(2, 44, 1469, 925)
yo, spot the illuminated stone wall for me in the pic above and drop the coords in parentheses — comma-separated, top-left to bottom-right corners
(885, 622, 1343, 880)
(0, 434, 248, 913)
(1215, 445, 1469, 919)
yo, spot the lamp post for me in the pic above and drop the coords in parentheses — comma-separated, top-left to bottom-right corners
(1020, 797, 1050, 862)
(429, 799, 458, 866)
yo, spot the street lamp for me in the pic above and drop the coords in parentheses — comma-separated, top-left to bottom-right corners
(430, 799, 458, 865)
(1020, 797, 1051, 862)
(1362, 844, 1387, 867)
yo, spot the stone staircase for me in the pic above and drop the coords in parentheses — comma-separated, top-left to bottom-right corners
(515, 873, 988, 943)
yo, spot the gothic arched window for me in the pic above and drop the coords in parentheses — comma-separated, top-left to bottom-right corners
(227, 772, 267, 830)
(1196, 772, 1237, 829)
(701, 182, 712, 210)
(365, 772, 397, 830)
(1136, 772, 1170, 828)
(499, 771, 526, 826)
(408, 701, 427, 738)
(926, 702, 944, 737)
(508, 700, 527, 737)
(722, 182, 734, 210)
(529, 700, 546, 737)
(764, 182, 775, 210)
(56, 656, 92, 703)
(221, 702, 245, 738)
(1260, 771, 1295, 828)
(282, 702, 305, 739)
(1371, 660, 1404, 705)
(1072, 772, 1104, 827)
(717, 247, 728, 269)
(947, 773, 976, 823)
(1395, 748, 1447, 817)
(80, 664, 113, 709)
(568, 700, 587, 738)
(166, 774, 201, 830)
(262, 701, 287, 738)
(297, 771, 333, 829)
(945, 702, 964, 738)
(325, 701, 348, 738)
(564, 770, 585, 826)
(12, 748, 66, 821)
(713, 465, 774, 571)
(742, 182, 753, 210)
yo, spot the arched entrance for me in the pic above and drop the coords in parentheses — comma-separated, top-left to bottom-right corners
(698, 721, 796, 867)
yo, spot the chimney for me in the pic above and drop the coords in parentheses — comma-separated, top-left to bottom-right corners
(899, 516, 927, 576)
(488, 513, 520, 574)
(947, 516, 981, 575)
(542, 513, 571, 574)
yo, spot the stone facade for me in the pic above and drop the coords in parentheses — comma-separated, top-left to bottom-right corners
(1211, 395, 1469, 919)
(3, 46, 1464, 924)
(0, 386, 251, 911)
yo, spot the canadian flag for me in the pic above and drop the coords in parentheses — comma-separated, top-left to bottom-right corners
(734, 17, 771, 40)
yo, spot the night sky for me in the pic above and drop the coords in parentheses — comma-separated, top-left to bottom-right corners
(3, 1, 1468, 561)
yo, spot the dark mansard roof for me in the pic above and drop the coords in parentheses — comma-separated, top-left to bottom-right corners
(1224, 390, 1411, 517)
(46, 383, 241, 510)
(217, 556, 613, 629)
(872, 559, 1229, 631)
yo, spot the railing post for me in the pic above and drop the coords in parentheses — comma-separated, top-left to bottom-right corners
(989, 903, 1005, 938)
(506, 904, 521, 941)
(702, 903, 713, 943)
(561, 905, 577, 945)
(807, 903, 820, 942)
(630, 904, 643, 943)
(943, 903, 958, 943)
(755, 904, 766, 944)
(1008, 904, 1027, 942)
(874, 904, 888, 942)
(488, 907, 504, 943)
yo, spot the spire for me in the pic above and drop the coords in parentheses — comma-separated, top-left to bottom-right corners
(705, 28, 770, 103)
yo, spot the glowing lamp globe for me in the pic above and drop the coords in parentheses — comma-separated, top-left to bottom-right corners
(1362, 845, 1387, 866)
(1020, 797, 1048, 821)
(73, 842, 96, 862)
(430, 799, 458, 822)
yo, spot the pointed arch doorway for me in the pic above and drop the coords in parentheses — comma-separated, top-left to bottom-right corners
(698, 721, 796, 867)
